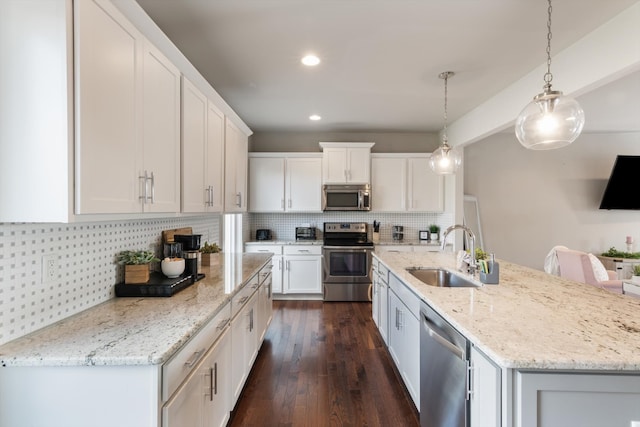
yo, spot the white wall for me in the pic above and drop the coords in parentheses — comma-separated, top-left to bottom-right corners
(464, 131, 640, 270)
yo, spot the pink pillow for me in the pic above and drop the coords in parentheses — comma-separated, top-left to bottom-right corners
(588, 253, 609, 282)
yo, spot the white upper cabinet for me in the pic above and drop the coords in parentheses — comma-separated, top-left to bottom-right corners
(75, 0, 142, 214)
(371, 154, 444, 212)
(248, 154, 322, 213)
(319, 142, 374, 184)
(181, 77, 208, 213)
(224, 119, 248, 213)
(408, 157, 443, 212)
(76, 0, 181, 215)
(206, 101, 225, 213)
(141, 41, 181, 213)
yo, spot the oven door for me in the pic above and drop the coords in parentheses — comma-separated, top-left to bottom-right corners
(322, 246, 372, 284)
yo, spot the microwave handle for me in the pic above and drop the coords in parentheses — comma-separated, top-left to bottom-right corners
(358, 190, 364, 209)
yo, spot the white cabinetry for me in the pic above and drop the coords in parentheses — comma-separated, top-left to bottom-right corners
(371, 154, 444, 212)
(320, 142, 374, 184)
(375, 245, 440, 254)
(283, 245, 323, 295)
(245, 245, 283, 294)
(372, 258, 389, 345)
(225, 119, 248, 212)
(76, 0, 180, 214)
(387, 273, 420, 409)
(470, 346, 501, 427)
(181, 79, 226, 213)
(249, 154, 322, 212)
(230, 275, 260, 406)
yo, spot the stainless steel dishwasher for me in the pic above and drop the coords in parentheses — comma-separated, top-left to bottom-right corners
(420, 302, 469, 427)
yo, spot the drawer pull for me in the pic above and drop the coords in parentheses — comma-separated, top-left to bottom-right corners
(217, 318, 230, 330)
(238, 296, 249, 305)
(184, 349, 204, 368)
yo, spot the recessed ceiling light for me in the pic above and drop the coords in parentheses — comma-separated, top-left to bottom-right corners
(301, 55, 320, 66)
(309, 114, 322, 121)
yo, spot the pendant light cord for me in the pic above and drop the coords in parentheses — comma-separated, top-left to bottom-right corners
(543, 0, 553, 90)
(438, 71, 453, 145)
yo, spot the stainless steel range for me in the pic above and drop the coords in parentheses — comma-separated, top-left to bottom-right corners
(322, 222, 374, 302)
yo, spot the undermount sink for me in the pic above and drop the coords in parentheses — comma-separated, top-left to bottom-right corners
(406, 268, 479, 288)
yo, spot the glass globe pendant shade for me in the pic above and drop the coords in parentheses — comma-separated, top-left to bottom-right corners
(515, 89, 585, 150)
(429, 142, 462, 175)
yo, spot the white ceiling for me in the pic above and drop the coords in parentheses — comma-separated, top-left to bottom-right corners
(135, 0, 640, 134)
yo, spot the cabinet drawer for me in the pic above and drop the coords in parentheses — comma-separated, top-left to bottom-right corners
(258, 263, 272, 284)
(283, 245, 322, 255)
(389, 273, 420, 318)
(245, 244, 283, 255)
(162, 303, 231, 401)
(231, 274, 260, 319)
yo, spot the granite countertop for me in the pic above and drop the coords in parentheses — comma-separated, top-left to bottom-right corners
(245, 240, 323, 245)
(374, 251, 640, 371)
(0, 253, 271, 368)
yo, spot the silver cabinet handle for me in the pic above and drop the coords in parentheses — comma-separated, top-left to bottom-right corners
(236, 192, 242, 207)
(149, 171, 155, 203)
(281, 199, 285, 209)
(184, 349, 204, 368)
(298, 249, 310, 253)
(138, 171, 149, 203)
(216, 318, 230, 330)
(214, 362, 218, 396)
(288, 199, 292, 208)
(238, 295, 249, 305)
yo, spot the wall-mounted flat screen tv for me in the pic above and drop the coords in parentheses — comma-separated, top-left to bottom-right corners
(599, 155, 640, 210)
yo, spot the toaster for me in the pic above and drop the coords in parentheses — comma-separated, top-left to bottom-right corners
(295, 227, 317, 241)
(256, 229, 272, 241)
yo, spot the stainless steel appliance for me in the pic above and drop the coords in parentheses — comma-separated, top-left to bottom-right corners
(322, 222, 373, 301)
(322, 184, 371, 211)
(295, 226, 317, 241)
(420, 301, 470, 427)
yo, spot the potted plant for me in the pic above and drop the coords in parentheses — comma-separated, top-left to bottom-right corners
(201, 242, 221, 266)
(632, 265, 640, 285)
(429, 224, 440, 242)
(116, 250, 159, 284)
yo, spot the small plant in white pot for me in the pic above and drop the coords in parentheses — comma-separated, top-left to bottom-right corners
(632, 265, 640, 284)
(429, 224, 440, 242)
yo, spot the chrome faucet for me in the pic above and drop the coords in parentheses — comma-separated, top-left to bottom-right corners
(441, 224, 477, 276)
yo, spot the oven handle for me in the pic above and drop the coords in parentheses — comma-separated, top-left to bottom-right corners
(322, 246, 373, 250)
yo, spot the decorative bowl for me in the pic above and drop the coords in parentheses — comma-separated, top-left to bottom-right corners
(161, 257, 185, 278)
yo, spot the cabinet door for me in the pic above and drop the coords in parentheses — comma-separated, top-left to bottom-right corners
(225, 120, 248, 212)
(272, 256, 283, 294)
(75, 0, 141, 214)
(142, 41, 180, 213)
(286, 158, 322, 212)
(249, 157, 285, 212)
(408, 157, 444, 212)
(470, 346, 501, 427)
(322, 148, 347, 183)
(346, 147, 371, 183)
(371, 262, 379, 327)
(181, 77, 207, 213)
(206, 101, 225, 212)
(230, 293, 258, 406)
(378, 280, 388, 345)
(203, 331, 231, 427)
(387, 291, 403, 368)
(162, 364, 204, 427)
(284, 255, 322, 294)
(371, 157, 406, 211)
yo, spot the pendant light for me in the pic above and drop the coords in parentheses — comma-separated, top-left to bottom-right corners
(515, 0, 585, 150)
(429, 71, 462, 175)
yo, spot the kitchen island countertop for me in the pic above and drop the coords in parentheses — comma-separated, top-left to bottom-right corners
(0, 253, 271, 368)
(375, 251, 640, 371)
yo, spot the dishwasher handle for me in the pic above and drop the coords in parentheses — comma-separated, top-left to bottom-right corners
(422, 313, 465, 360)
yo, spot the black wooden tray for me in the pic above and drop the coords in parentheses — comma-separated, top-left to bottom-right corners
(115, 272, 205, 297)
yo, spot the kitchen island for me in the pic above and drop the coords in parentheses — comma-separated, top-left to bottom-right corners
(374, 251, 640, 427)
(0, 252, 272, 427)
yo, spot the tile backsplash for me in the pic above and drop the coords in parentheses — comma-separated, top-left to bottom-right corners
(0, 215, 220, 345)
(249, 212, 453, 242)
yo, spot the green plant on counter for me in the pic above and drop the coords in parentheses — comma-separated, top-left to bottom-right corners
(429, 224, 440, 234)
(601, 247, 640, 259)
(115, 250, 160, 265)
(201, 242, 221, 254)
(633, 265, 640, 276)
(470, 247, 488, 261)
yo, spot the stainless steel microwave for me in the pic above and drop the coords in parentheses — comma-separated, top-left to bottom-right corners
(322, 184, 371, 211)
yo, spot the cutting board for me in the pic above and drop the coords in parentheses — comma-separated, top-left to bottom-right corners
(162, 227, 193, 243)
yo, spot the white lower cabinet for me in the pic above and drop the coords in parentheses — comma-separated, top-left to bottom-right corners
(245, 245, 283, 294)
(230, 281, 260, 406)
(387, 273, 420, 409)
(470, 346, 501, 427)
(163, 329, 231, 427)
(372, 258, 389, 345)
(283, 245, 323, 295)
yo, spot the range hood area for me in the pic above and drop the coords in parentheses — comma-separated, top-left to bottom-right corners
(599, 155, 640, 210)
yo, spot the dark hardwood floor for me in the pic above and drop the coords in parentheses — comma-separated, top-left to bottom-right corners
(229, 300, 420, 427)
